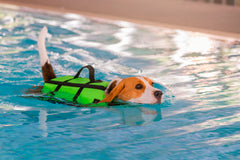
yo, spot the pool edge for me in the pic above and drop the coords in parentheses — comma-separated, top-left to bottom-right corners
(0, 0, 239, 40)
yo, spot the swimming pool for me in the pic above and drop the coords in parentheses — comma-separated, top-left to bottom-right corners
(0, 5, 240, 160)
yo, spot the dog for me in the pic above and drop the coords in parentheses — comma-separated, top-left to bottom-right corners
(38, 26, 162, 104)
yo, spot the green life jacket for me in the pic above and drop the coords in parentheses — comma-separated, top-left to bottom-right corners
(42, 65, 109, 105)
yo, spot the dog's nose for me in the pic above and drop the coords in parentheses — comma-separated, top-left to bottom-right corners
(154, 90, 163, 99)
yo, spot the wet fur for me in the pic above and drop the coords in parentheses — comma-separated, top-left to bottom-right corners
(41, 62, 56, 82)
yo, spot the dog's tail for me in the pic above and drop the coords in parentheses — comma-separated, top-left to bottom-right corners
(38, 26, 56, 82)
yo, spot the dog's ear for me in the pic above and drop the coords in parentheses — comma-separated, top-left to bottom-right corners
(105, 78, 122, 94)
(99, 78, 124, 103)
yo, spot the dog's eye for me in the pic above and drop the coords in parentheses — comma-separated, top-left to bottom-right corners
(135, 84, 143, 89)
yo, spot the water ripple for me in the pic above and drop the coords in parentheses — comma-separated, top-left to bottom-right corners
(0, 5, 240, 159)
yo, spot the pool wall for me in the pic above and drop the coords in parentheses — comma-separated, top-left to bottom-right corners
(0, 0, 240, 38)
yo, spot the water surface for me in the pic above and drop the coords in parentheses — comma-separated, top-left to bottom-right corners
(0, 6, 240, 160)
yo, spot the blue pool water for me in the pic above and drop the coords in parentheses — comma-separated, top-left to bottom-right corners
(0, 6, 240, 160)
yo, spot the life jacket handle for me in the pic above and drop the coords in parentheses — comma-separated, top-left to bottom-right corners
(74, 65, 95, 82)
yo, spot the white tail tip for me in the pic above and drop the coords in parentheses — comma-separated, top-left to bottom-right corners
(38, 26, 49, 66)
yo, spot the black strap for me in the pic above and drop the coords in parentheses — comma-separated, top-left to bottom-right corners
(93, 99, 100, 103)
(53, 78, 74, 93)
(47, 65, 105, 103)
(72, 81, 91, 102)
(74, 65, 95, 82)
(46, 80, 106, 91)
(51, 65, 95, 94)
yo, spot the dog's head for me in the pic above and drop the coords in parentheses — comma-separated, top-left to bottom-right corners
(99, 77, 162, 104)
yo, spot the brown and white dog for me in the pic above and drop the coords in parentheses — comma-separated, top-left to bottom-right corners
(38, 27, 162, 104)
